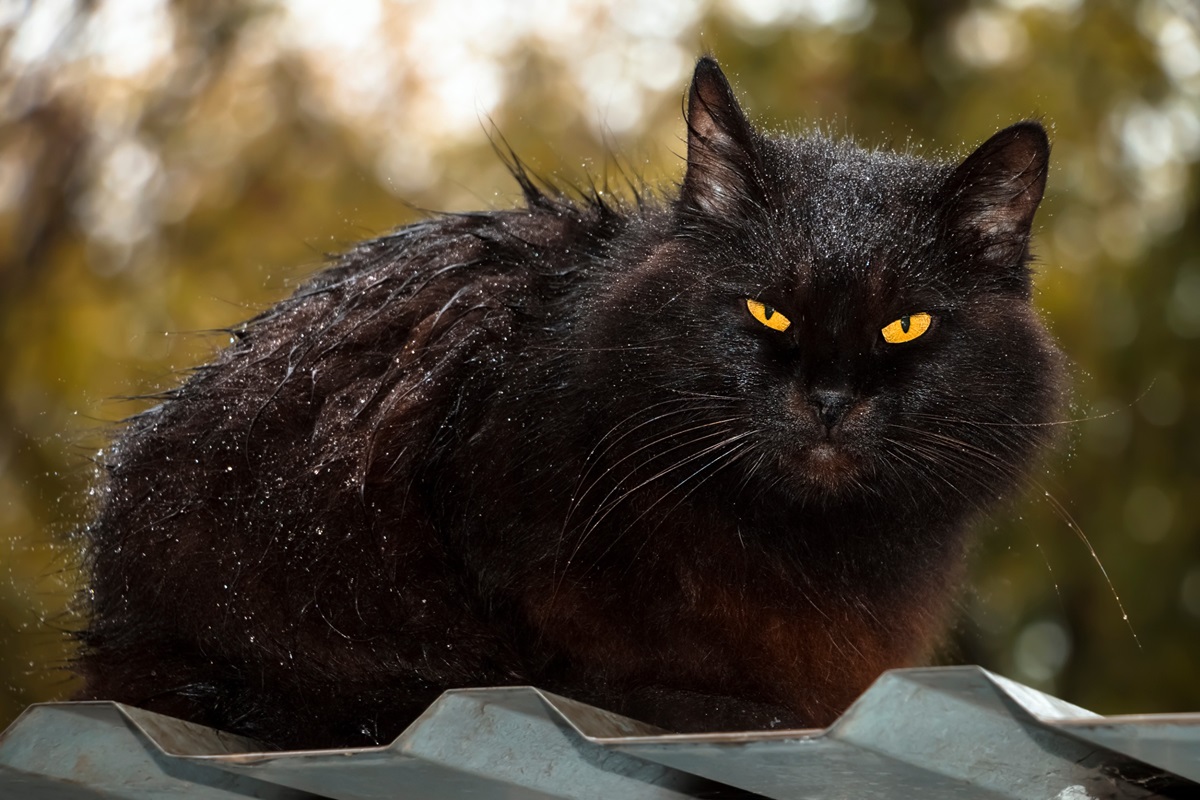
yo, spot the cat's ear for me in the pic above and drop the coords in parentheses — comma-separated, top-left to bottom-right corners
(942, 121, 1049, 268)
(680, 57, 760, 216)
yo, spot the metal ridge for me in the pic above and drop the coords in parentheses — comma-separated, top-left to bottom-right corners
(2, 666, 1197, 799)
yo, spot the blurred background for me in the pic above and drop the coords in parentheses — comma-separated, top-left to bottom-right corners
(1, 0, 1198, 733)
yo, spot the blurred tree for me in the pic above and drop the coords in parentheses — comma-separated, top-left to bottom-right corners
(1, 0, 1197, 732)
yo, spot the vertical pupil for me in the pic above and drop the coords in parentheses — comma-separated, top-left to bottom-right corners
(762, 304, 775, 320)
(900, 315, 911, 333)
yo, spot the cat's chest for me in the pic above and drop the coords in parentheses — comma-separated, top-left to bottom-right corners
(655, 557, 924, 721)
(523, 522, 941, 727)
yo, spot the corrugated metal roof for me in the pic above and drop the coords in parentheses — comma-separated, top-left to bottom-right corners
(1, 666, 1196, 799)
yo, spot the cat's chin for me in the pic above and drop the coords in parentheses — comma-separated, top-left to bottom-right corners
(794, 442, 864, 494)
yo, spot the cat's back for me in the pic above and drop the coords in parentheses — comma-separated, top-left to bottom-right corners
(74, 197, 627, 736)
(93, 201, 608, 540)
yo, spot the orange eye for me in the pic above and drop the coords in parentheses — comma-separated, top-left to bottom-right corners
(746, 299, 791, 332)
(881, 312, 932, 344)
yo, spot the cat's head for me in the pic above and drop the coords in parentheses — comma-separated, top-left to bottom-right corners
(583, 58, 1064, 515)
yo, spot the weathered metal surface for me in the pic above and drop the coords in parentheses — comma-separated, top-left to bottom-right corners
(2, 666, 1197, 799)
(612, 670, 1190, 800)
(0, 702, 307, 800)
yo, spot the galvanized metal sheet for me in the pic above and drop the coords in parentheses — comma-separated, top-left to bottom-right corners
(2, 666, 1196, 799)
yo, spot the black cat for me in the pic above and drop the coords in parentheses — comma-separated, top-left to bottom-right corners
(74, 57, 1065, 750)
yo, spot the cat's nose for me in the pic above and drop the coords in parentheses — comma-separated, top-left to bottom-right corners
(810, 387, 855, 429)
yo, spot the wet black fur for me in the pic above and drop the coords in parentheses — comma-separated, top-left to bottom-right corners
(74, 58, 1065, 749)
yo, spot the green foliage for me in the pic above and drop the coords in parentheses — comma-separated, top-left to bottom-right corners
(1, 0, 1197, 730)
